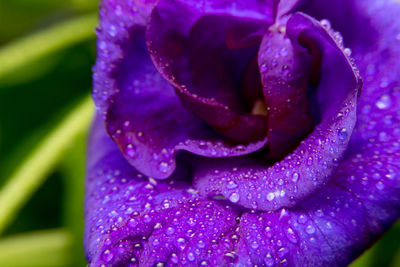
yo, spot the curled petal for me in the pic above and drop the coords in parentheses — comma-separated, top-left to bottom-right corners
(93, 0, 268, 179)
(194, 13, 362, 211)
(146, 0, 278, 143)
(258, 24, 314, 159)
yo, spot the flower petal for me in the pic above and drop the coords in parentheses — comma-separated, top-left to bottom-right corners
(231, 2, 400, 264)
(234, 134, 400, 266)
(93, 0, 268, 179)
(146, 0, 278, 143)
(258, 22, 314, 159)
(194, 13, 362, 211)
(85, 116, 239, 266)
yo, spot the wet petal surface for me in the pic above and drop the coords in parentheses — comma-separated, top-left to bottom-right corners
(86, 0, 400, 266)
(146, 0, 278, 143)
(194, 13, 362, 211)
(85, 116, 240, 266)
(93, 0, 269, 179)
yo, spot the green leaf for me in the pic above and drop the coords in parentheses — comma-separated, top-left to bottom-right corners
(0, 228, 73, 267)
(61, 128, 88, 266)
(0, 95, 94, 234)
(0, 13, 97, 79)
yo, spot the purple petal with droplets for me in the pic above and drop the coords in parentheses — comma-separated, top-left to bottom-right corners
(85, 116, 240, 266)
(86, 0, 400, 265)
(93, 0, 268, 179)
(194, 13, 362, 211)
(146, 0, 278, 143)
(258, 23, 314, 159)
(231, 2, 400, 265)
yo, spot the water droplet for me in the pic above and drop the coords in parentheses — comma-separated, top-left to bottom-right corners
(251, 241, 259, 249)
(103, 250, 114, 262)
(306, 224, 316, 234)
(343, 48, 352, 56)
(376, 94, 392, 110)
(143, 214, 151, 223)
(278, 247, 289, 258)
(197, 240, 206, 248)
(320, 19, 331, 29)
(170, 253, 179, 264)
(226, 181, 238, 189)
(166, 227, 175, 235)
(125, 144, 136, 158)
(376, 181, 385, 190)
(267, 192, 275, 201)
(137, 131, 145, 141)
(229, 192, 240, 203)
(298, 214, 307, 224)
(187, 252, 195, 261)
(128, 218, 138, 228)
(292, 173, 299, 182)
(286, 227, 298, 243)
(264, 253, 275, 266)
(108, 25, 117, 37)
(280, 48, 288, 57)
(159, 161, 169, 173)
(338, 128, 348, 141)
(177, 237, 186, 250)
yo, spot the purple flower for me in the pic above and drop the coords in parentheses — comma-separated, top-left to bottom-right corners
(85, 0, 400, 266)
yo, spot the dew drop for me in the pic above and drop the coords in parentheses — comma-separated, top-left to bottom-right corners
(343, 48, 352, 56)
(320, 19, 331, 29)
(187, 252, 195, 261)
(338, 128, 348, 141)
(267, 192, 275, 201)
(159, 161, 169, 173)
(278, 247, 289, 258)
(285, 227, 298, 244)
(102, 250, 114, 262)
(376, 94, 392, 110)
(125, 144, 136, 158)
(306, 224, 316, 234)
(298, 214, 307, 224)
(152, 239, 160, 246)
(226, 181, 238, 189)
(177, 237, 186, 250)
(170, 253, 179, 264)
(292, 172, 299, 182)
(166, 227, 175, 235)
(264, 253, 275, 266)
(128, 218, 138, 228)
(108, 25, 117, 37)
(229, 192, 240, 203)
(376, 181, 385, 190)
(251, 241, 259, 249)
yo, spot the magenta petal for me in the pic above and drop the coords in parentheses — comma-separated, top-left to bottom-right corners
(194, 13, 362, 211)
(85, 116, 239, 266)
(146, 0, 278, 143)
(93, 0, 269, 179)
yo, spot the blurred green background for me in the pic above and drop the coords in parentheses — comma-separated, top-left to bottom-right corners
(0, 0, 398, 266)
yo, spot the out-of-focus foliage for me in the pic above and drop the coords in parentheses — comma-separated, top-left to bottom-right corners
(0, 0, 398, 266)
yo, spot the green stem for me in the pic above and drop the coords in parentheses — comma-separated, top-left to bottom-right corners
(0, 13, 97, 78)
(0, 229, 73, 267)
(0, 96, 94, 234)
